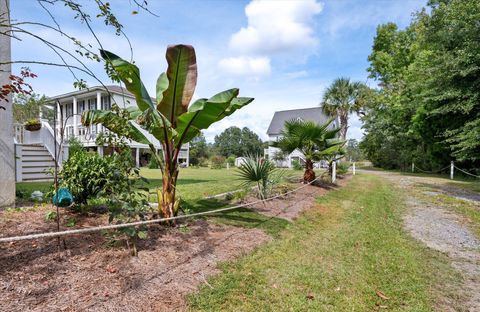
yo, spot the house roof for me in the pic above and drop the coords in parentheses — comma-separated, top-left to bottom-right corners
(266, 107, 334, 135)
(47, 85, 136, 101)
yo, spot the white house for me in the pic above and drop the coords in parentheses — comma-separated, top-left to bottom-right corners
(265, 107, 339, 168)
(14, 85, 189, 182)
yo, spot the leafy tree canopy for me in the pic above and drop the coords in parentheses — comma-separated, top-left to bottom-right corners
(361, 0, 480, 170)
(214, 126, 263, 157)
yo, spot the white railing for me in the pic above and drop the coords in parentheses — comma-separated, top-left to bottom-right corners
(13, 123, 24, 144)
(23, 120, 67, 164)
(41, 120, 68, 164)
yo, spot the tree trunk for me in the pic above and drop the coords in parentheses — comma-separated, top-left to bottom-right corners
(0, 0, 15, 208)
(303, 159, 315, 183)
(159, 162, 179, 223)
(339, 112, 348, 141)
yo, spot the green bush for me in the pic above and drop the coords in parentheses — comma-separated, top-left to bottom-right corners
(210, 155, 225, 169)
(66, 137, 84, 158)
(227, 155, 236, 166)
(336, 162, 351, 175)
(59, 151, 126, 205)
(148, 155, 160, 169)
(291, 159, 303, 170)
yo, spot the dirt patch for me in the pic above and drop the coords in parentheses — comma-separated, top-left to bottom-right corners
(248, 176, 352, 221)
(0, 218, 270, 312)
(366, 170, 480, 311)
(0, 177, 352, 312)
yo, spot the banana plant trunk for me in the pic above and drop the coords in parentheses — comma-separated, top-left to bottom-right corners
(303, 159, 316, 183)
(157, 159, 180, 223)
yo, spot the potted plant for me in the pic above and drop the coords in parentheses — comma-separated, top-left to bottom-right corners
(24, 119, 41, 131)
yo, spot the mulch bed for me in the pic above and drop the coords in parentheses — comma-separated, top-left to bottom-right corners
(0, 177, 351, 311)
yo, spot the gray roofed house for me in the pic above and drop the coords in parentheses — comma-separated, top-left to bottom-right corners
(265, 107, 338, 168)
(266, 107, 337, 135)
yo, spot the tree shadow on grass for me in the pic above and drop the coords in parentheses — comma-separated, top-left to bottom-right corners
(182, 198, 290, 237)
(135, 178, 211, 189)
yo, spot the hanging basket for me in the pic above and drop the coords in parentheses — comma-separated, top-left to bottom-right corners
(24, 123, 42, 131)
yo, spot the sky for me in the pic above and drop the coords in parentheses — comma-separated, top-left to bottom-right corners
(10, 0, 427, 142)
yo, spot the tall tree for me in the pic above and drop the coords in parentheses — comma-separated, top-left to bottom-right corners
(362, 0, 480, 170)
(189, 132, 210, 166)
(321, 77, 367, 140)
(214, 126, 263, 157)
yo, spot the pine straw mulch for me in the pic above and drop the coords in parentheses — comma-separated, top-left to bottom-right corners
(0, 176, 351, 312)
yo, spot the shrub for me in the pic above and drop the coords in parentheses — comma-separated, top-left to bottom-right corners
(66, 136, 84, 158)
(148, 155, 160, 169)
(227, 155, 236, 166)
(291, 159, 303, 170)
(336, 162, 351, 175)
(199, 157, 209, 167)
(211, 155, 225, 169)
(59, 151, 124, 205)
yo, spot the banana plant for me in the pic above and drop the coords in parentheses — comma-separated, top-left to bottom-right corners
(82, 44, 254, 219)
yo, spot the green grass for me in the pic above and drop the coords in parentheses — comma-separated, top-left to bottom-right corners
(188, 174, 460, 311)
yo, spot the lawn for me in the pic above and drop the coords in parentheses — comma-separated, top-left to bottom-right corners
(16, 167, 305, 202)
(189, 174, 459, 311)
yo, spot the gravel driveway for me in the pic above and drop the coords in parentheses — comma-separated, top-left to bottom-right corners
(365, 170, 480, 311)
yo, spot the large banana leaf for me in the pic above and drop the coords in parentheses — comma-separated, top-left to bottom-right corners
(158, 45, 197, 124)
(100, 50, 155, 112)
(174, 89, 254, 145)
(82, 109, 152, 145)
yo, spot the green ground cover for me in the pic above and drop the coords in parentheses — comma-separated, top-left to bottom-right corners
(189, 174, 459, 311)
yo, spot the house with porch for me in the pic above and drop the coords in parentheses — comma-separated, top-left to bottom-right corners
(14, 85, 189, 182)
(265, 107, 339, 168)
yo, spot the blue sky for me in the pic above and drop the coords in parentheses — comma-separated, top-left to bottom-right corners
(11, 0, 426, 142)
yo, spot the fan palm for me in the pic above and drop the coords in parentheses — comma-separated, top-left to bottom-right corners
(272, 118, 343, 183)
(236, 155, 278, 200)
(321, 77, 367, 140)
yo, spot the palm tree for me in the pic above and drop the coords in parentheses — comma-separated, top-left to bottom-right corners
(321, 77, 367, 140)
(273, 118, 343, 183)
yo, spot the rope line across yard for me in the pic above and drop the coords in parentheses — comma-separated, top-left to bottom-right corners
(414, 165, 450, 174)
(0, 177, 322, 244)
(454, 166, 480, 178)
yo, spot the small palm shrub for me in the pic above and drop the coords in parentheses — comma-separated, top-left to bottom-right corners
(237, 156, 281, 199)
(336, 162, 350, 175)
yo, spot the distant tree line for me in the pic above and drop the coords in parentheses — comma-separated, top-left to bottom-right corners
(360, 0, 480, 171)
(188, 126, 264, 167)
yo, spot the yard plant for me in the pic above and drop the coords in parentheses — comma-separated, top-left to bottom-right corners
(83, 44, 253, 219)
(273, 118, 343, 183)
(236, 155, 280, 199)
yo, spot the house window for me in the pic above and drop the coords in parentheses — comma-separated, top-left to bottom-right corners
(88, 98, 96, 110)
(65, 103, 73, 118)
(101, 95, 111, 110)
(77, 100, 86, 113)
(65, 125, 74, 139)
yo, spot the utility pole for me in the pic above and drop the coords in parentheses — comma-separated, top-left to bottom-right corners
(0, 0, 15, 208)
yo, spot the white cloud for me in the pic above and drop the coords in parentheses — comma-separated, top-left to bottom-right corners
(230, 0, 323, 55)
(218, 56, 271, 77)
